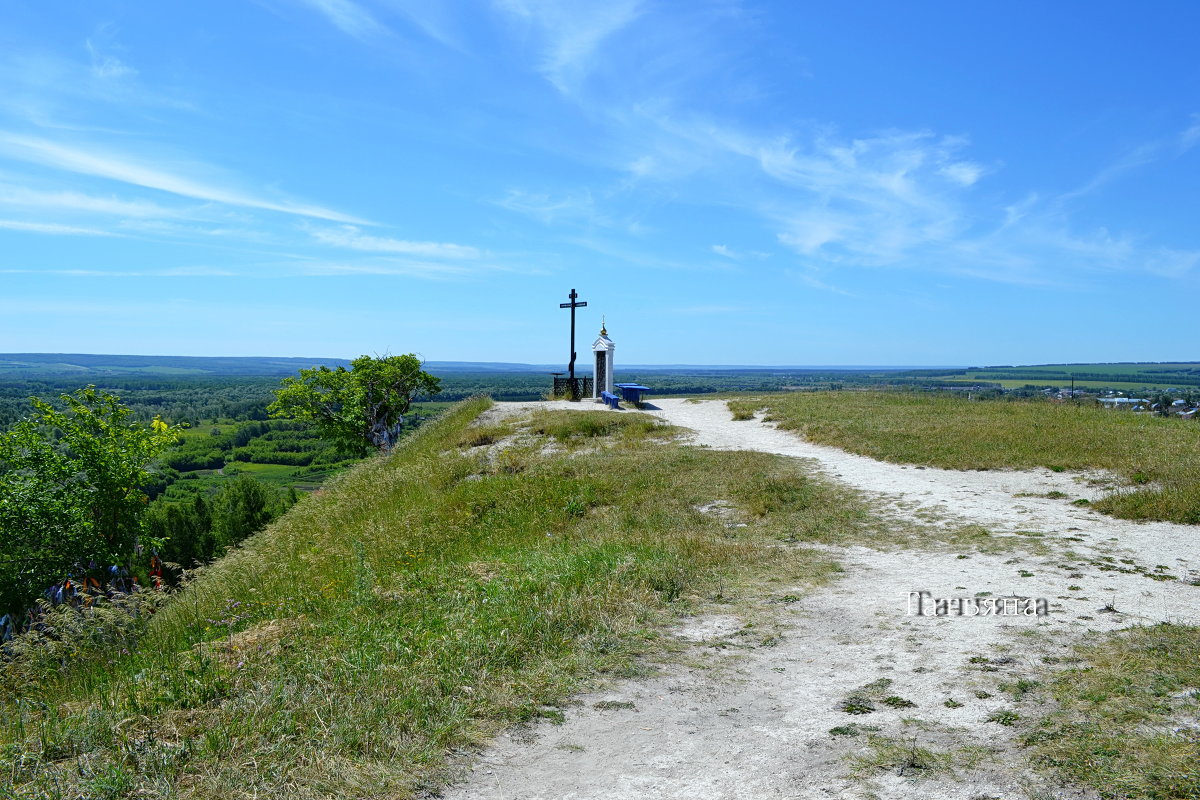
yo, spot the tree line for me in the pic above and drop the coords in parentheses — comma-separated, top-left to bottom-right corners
(1, 355, 442, 620)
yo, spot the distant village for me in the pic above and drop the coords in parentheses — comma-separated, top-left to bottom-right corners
(1075, 390, 1198, 418)
(923, 382, 1200, 419)
(1043, 387, 1198, 418)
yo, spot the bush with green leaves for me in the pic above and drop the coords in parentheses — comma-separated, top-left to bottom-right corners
(144, 476, 296, 570)
(0, 387, 181, 615)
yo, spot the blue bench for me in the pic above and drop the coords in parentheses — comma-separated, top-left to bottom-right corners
(600, 390, 621, 409)
(614, 383, 651, 405)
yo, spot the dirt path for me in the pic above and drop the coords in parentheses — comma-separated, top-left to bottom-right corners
(441, 399, 1200, 799)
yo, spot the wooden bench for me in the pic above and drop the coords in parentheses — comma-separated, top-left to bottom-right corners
(600, 390, 621, 409)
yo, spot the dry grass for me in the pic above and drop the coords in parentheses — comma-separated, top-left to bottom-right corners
(523, 409, 678, 445)
(1026, 623, 1200, 799)
(744, 391, 1200, 524)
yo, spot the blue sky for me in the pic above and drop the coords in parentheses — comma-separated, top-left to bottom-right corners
(1, 1, 1197, 366)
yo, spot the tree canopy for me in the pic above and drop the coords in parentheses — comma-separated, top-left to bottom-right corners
(0, 387, 180, 615)
(267, 354, 441, 454)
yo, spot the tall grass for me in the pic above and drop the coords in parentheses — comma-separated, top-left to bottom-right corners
(1027, 623, 1200, 799)
(2, 398, 859, 799)
(746, 392, 1200, 524)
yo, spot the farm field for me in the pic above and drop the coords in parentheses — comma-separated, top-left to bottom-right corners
(987, 378, 1178, 390)
(930, 362, 1200, 391)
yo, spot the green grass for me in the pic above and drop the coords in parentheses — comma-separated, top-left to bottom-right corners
(1, 397, 864, 799)
(1026, 624, 1200, 799)
(848, 735, 957, 777)
(221, 462, 301, 484)
(176, 422, 239, 440)
(746, 391, 1200, 524)
(524, 409, 678, 444)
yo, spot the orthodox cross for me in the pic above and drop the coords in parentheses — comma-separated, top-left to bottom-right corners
(559, 288, 587, 380)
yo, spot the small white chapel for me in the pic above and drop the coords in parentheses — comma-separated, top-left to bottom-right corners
(591, 322, 615, 401)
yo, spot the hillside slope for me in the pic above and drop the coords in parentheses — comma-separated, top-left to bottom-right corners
(1, 397, 864, 799)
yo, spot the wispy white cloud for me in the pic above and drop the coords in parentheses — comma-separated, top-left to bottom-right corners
(0, 266, 237, 277)
(786, 269, 854, 297)
(159, 265, 240, 277)
(711, 244, 769, 261)
(0, 218, 121, 237)
(939, 161, 984, 186)
(614, 107, 1200, 283)
(497, 188, 596, 225)
(309, 225, 480, 258)
(494, 0, 643, 93)
(496, 188, 648, 235)
(382, 0, 465, 49)
(295, 0, 389, 41)
(299, 259, 473, 278)
(0, 134, 367, 224)
(0, 183, 177, 218)
(85, 28, 137, 81)
(1060, 118, 1200, 204)
(1143, 247, 1200, 278)
(1057, 144, 1160, 205)
(1181, 115, 1200, 152)
(776, 214, 852, 256)
(736, 130, 970, 266)
(0, 36, 193, 126)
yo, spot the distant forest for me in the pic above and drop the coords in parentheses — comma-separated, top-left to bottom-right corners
(3, 353, 1198, 584)
(4, 355, 1199, 431)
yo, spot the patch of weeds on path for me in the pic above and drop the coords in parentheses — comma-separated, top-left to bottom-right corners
(849, 736, 955, 778)
(1000, 679, 1041, 701)
(840, 697, 877, 715)
(987, 709, 1020, 726)
(882, 696, 918, 709)
(592, 700, 636, 711)
(1086, 555, 1179, 583)
(840, 678, 919, 716)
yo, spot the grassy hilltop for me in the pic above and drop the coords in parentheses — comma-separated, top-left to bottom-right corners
(0, 398, 860, 798)
(3, 392, 1199, 798)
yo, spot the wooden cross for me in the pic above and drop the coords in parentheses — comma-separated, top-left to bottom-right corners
(559, 288, 587, 381)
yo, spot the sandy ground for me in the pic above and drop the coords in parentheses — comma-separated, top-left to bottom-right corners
(440, 399, 1200, 800)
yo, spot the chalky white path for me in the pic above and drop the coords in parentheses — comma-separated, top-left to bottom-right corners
(641, 398, 1200, 583)
(441, 400, 1199, 800)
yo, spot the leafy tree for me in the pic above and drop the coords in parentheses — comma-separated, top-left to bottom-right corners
(148, 477, 296, 573)
(0, 387, 180, 615)
(1154, 392, 1175, 418)
(209, 475, 274, 551)
(267, 354, 441, 454)
(147, 494, 213, 570)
